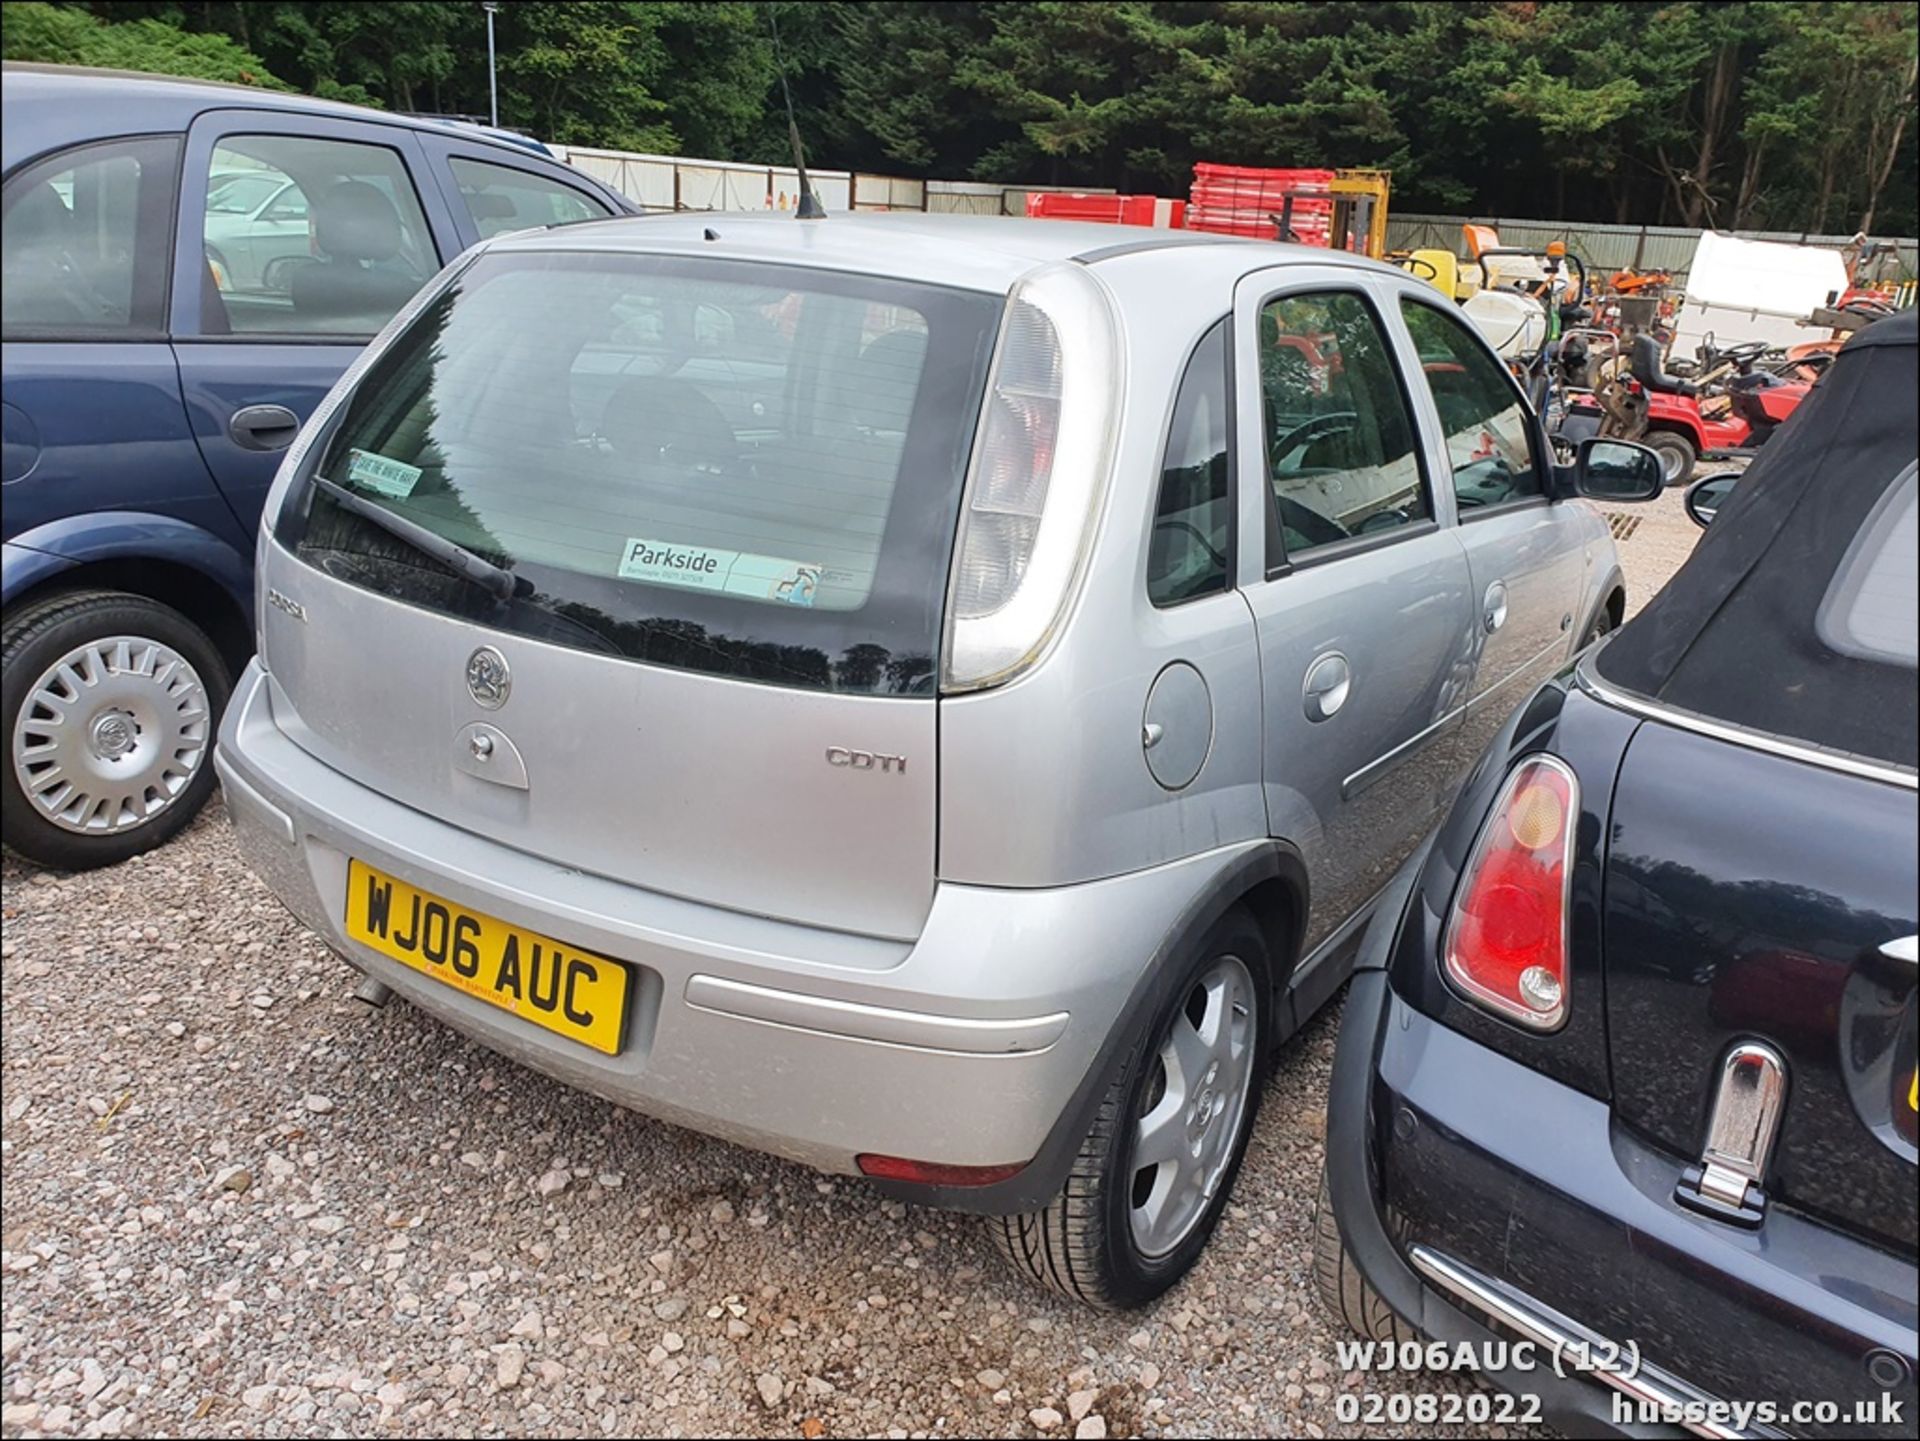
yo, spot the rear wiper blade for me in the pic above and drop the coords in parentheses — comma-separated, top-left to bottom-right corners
(312, 476, 528, 603)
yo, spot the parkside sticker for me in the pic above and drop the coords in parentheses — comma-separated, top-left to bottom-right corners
(346, 449, 423, 498)
(617, 538, 821, 607)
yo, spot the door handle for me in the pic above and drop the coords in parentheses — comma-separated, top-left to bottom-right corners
(1482, 581, 1509, 634)
(228, 404, 301, 453)
(1302, 652, 1351, 723)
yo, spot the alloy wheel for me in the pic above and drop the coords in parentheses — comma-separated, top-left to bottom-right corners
(1128, 954, 1258, 1259)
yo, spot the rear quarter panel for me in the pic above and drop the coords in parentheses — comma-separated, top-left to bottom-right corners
(936, 261, 1268, 890)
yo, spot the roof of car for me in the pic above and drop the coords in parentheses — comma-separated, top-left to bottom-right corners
(487, 209, 1396, 294)
(0, 63, 558, 172)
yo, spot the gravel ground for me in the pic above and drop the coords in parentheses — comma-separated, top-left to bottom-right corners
(1, 502, 1699, 1441)
(1612, 471, 1716, 620)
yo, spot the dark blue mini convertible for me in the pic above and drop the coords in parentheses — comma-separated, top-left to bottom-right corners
(1320, 308, 1917, 1438)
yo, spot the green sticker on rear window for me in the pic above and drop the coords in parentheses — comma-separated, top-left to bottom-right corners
(618, 538, 820, 607)
(347, 449, 422, 499)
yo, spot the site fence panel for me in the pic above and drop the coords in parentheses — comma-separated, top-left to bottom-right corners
(852, 174, 926, 210)
(925, 180, 1003, 214)
(554, 146, 854, 214)
(1387, 213, 1918, 288)
(997, 184, 1117, 217)
(546, 146, 1919, 285)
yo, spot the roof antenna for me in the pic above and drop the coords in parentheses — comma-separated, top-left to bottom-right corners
(767, 7, 826, 219)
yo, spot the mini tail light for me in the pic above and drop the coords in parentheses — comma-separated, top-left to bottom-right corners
(1443, 754, 1578, 1031)
(941, 263, 1120, 692)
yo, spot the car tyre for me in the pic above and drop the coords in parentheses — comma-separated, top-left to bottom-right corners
(992, 908, 1271, 1308)
(1578, 594, 1620, 649)
(1644, 429, 1697, 485)
(1312, 1167, 1409, 1343)
(2, 589, 231, 871)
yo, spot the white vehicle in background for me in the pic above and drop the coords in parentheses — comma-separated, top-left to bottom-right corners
(1671, 230, 1852, 358)
(202, 163, 311, 292)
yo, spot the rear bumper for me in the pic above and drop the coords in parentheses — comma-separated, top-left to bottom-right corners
(215, 662, 1243, 1205)
(1329, 935, 1918, 1437)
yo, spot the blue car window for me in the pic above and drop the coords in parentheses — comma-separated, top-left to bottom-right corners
(1, 135, 177, 336)
(202, 136, 437, 338)
(448, 156, 610, 239)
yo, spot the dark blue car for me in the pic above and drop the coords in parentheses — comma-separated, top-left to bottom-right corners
(1, 63, 633, 869)
(1319, 310, 1917, 1436)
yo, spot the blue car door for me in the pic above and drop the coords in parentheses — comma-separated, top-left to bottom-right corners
(1, 133, 248, 556)
(169, 109, 463, 538)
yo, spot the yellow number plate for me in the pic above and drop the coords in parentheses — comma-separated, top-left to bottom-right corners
(344, 860, 627, 1055)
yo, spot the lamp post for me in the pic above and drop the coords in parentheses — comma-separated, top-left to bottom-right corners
(482, 1, 500, 129)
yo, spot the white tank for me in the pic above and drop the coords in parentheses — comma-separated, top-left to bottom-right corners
(1462, 288, 1547, 359)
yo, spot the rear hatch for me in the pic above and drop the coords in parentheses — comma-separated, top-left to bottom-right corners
(263, 247, 1002, 939)
(1603, 720, 1917, 1253)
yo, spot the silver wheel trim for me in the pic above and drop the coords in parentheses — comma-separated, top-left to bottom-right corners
(12, 634, 211, 836)
(1657, 441, 1687, 482)
(1128, 954, 1257, 1260)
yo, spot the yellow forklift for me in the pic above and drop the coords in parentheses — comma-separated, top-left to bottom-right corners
(1267, 168, 1393, 259)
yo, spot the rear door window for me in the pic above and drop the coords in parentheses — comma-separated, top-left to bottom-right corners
(201, 135, 437, 336)
(448, 156, 610, 238)
(1259, 290, 1432, 563)
(279, 250, 1001, 694)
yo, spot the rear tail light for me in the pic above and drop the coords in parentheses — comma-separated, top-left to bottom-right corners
(941, 263, 1120, 692)
(856, 1154, 1027, 1187)
(1443, 755, 1578, 1031)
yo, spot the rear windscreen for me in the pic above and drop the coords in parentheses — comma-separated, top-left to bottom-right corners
(1818, 463, 1918, 668)
(277, 249, 1001, 694)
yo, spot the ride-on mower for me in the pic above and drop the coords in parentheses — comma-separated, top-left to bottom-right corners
(1559, 334, 1811, 483)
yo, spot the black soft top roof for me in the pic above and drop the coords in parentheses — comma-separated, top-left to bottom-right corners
(1596, 306, 1918, 771)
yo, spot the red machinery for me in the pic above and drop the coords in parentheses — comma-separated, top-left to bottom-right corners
(1564, 360, 1811, 482)
(1186, 163, 1337, 242)
(1025, 192, 1187, 227)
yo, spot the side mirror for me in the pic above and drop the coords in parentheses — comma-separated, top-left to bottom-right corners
(1571, 437, 1664, 502)
(1684, 473, 1739, 528)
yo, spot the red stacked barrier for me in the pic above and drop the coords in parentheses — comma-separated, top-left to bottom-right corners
(1186, 163, 1335, 243)
(1025, 192, 1188, 227)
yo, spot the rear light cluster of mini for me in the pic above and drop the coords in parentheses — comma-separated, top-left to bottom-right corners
(1443, 755, 1578, 1031)
(941, 263, 1121, 692)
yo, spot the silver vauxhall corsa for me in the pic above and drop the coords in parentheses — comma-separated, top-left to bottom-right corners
(217, 212, 1661, 1307)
